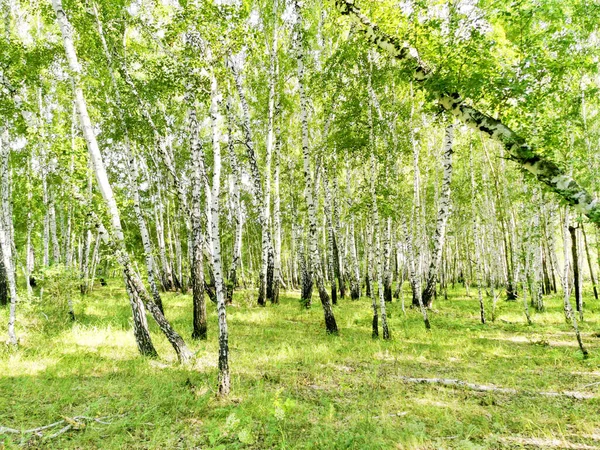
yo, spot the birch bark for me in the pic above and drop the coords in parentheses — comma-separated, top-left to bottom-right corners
(295, 0, 337, 334)
(422, 124, 454, 308)
(0, 130, 17, 346)
(208, 72, 230, 396)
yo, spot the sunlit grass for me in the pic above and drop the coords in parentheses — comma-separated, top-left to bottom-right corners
(0, 280, 599, 449)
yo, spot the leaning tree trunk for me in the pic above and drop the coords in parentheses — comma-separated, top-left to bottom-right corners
(335, 0, 600, 228)
(295, 0, 337, 334)
(53, 0, 194, 363)
(422, 124, 454, 308)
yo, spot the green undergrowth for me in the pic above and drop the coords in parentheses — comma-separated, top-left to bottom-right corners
(1, 282, 600, 449)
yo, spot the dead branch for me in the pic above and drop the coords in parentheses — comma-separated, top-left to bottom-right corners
(0, 414, 124, 440)
(397, 376, 596, 400)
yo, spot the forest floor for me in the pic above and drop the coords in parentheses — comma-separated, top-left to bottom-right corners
(1, 283, 600, 449)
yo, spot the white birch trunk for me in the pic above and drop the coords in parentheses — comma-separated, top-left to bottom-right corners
(272, 131, 282, 303)
(295, 0, 337, 334)
(0, 130, 17, 346)
(208, 73, 230, 396)
(229, 55, 270, 306)
(422, 124, 454, 307)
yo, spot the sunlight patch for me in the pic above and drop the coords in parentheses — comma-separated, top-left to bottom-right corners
(3, 356, 55, 376)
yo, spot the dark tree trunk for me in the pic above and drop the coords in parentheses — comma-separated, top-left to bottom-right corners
(569, 226, 583, 312)
(541, 246, 552, 295)
(332, 234, 345, 299)
(300, 257, 313, 308)
(384, 276, 392, 303)
(267, 245, 275, 302)
(319, 287, 338, 334)
(503, 224, 518, 300)
(0, 246, 7, 307)
(191, 235, 207, 340)
(124, 274, 158, 358)
(350, 279, 360, 300)
(581, 226, 598, 300)
(365, 273, 371, 298)
(204, 280, 217, 304)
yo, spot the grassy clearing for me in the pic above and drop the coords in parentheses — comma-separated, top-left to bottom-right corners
(1, 283, 600, 449)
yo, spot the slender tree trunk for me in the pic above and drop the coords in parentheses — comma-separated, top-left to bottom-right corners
(559, 211, 588, 357)
(127, 149, 164, 314)
(323, 172, 337, 305)
(0, 244, 7, 307)
(225, 99, 244, 305)
(470, 147, 485, 324)
(229, 53, 270, 307)
(366, 222, 378, 337)
(272, 129, 282, 304)
(404, 220, 430, 329)
(332, 173, 346, 299)
(49, 191, 60, 265)
(154, 182, 174, 291)
(422, 124, 454, 308)
(189, 105, 207, 339)
(581, 225, 598, 300)
(383, 218, 392, 303)
(569, 225, 583, 319)
(371, 178, 390, 339)
(208, 72, 230, 396)
(0, 131, 17, 346)
(347, 165, 361, 300)
(295, 0, 337, 334)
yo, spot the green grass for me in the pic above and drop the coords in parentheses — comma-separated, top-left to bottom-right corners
(1, 282, 600, 449)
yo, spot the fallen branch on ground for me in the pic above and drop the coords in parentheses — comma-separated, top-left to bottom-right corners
(397, 376, 596, 400)
(0, 414, 124, 439)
